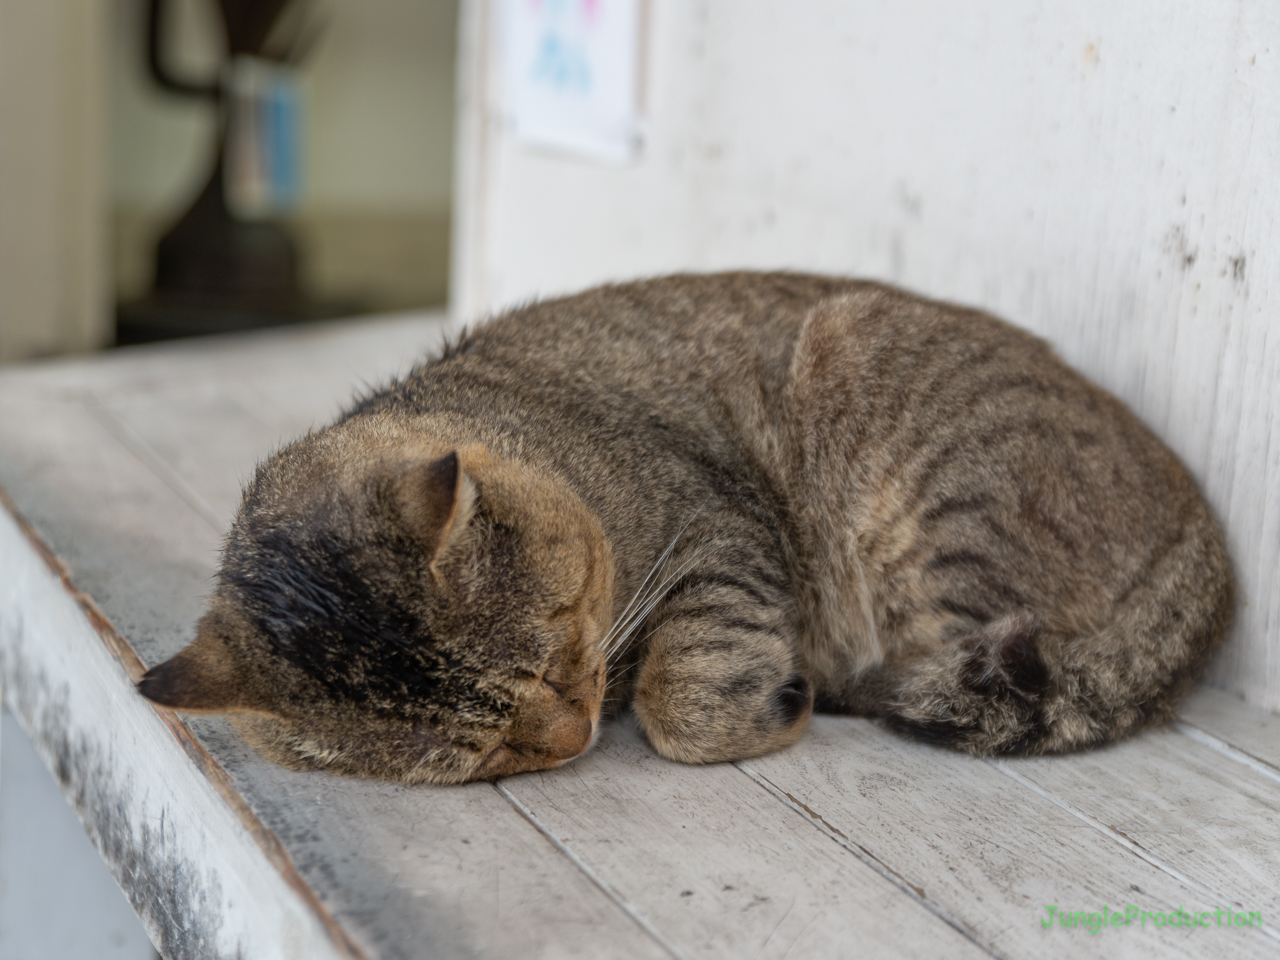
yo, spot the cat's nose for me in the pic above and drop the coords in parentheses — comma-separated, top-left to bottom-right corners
(505, 704, 593, 763)
(540, 710, 593, 760)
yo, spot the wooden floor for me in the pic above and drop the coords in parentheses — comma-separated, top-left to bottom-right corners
(0, 313, 1277, 960)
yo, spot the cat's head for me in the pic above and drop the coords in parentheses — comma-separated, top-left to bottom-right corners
(138, 420, 614, 784)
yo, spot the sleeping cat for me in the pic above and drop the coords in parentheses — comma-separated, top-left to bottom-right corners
(138, 272, 1234, 784)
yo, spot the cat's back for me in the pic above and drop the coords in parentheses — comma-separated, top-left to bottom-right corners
(467, 270, 853, 386)
(351, 272, 865, 474)
(782, 284, 1229, 682)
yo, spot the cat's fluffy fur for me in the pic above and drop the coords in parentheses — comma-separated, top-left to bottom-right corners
(139, 273, 1234, 782)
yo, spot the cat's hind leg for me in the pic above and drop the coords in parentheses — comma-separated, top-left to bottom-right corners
(882, 510, 1233, 755)
(882, 612, 1051, 753)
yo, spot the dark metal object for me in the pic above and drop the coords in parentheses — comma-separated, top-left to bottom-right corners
(118, 0, 343, 345)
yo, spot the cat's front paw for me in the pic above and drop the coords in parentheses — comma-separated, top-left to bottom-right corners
(633, 661, 814, 764)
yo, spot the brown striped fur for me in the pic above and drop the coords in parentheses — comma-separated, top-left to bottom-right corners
(139, 272, 1234, 781)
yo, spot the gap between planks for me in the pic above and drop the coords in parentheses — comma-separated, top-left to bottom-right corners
(81, 391, 226, 534)
(491, 780, 693, 960)
(734, 759, 1001, 959)
(985, 759, 1280, 945)
(1172, 720, 1280, 788)
(491, 707, 1280, 959)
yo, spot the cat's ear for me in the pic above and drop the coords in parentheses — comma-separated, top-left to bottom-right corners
(397, 450, 478, 574)
(137, 629, 256, 713)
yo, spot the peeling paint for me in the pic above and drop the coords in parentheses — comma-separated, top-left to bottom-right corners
(0, 486, 366, 960)
(2, 629, 229, 959)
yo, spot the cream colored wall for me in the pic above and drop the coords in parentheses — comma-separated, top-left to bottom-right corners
(303, 0, 457, 215)
(454, 0, 1280, 712)
(110, 0, 457, 310)
(0, 0, 110, 362)
(108, 0, 218, 218)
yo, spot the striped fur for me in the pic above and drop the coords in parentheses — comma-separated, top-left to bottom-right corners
(139, 272, 1234, 780)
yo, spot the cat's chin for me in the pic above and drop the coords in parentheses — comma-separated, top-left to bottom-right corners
(469, 727, 596, 780)
(226, 705, 601, 784)
(224, 713, 464, 783)
(229, 713, 326, 773)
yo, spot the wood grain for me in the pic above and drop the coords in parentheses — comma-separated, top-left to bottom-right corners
(1178, 687, 1280, 774)
(3, 315, 1278, 958)
(996, 728, 1280, 934)
(747, 714, 1280, 960)
(501, 716, 989, 960)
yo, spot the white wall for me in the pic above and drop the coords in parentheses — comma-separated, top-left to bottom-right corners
(453, 0, 1280, 712)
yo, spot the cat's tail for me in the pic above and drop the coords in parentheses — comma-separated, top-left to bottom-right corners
(883, 521, 1234, 756)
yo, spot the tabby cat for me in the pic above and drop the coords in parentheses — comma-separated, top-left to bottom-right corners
(139, 273, 1234, 784)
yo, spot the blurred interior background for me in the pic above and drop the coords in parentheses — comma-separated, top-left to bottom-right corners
(1, 1, 459, 955)
(0, 0, 458, 361)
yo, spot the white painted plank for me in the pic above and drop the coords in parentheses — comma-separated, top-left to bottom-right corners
(92, 382, 324, 527)
(0, 505, 357, 960)
(996, 728, 1280, 931)
(189, 716, 672, 960)
(0, 391, 670, 959)
(1178, 687, 1280, 773)
(80, 314, 450, 524)
(0, 393, 222, 670)
(747, 715, 1278, 960)
(501, 716, 988, 960)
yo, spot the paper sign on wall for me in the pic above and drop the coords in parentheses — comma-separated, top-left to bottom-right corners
(501, 0, 644, 163)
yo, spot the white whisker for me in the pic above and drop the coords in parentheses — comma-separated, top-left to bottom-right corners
(603, 560, 688, 658)
(598, 532, 681, 651)
(604, 614, 683, 702)
(598, 501, 708, 656)
(603, 549, 705, 662)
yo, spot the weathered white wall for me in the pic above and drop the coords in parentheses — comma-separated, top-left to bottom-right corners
(453, 0, 1280, 712)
